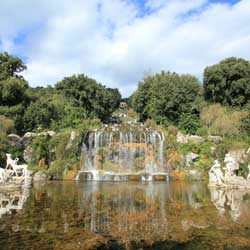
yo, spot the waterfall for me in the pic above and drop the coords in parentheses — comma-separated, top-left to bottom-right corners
(78, 124, 167, 181)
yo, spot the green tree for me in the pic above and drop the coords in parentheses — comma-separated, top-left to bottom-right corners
(23, 98, 60, 131)
(0, 77, 28, 105)
(55, 74, 121, 122)
(203, 57, 250, 106)
(0, 52, 26, 81)
(0, 53, 29, 133)
(132, 71, 202, 125)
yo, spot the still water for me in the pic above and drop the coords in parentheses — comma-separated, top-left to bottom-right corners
(1, 181, 250, 250)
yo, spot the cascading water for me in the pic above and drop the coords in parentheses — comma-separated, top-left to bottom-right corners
(77, 124, 167, 181)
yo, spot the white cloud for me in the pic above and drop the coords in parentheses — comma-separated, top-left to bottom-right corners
(0, 0, 250, 96)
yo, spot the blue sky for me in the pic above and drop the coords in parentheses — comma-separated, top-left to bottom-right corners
(0, 0, 249, 96)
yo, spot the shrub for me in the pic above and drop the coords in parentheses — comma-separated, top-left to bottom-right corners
(178, 113, 200, 135)
(0, 115, 15, 134)
(200, 104, 246, 136)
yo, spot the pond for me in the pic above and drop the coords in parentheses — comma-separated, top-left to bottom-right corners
(1, 181, 250, 250)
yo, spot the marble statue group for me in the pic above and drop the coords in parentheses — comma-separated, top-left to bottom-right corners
(209, 148, 250, 188)
(0, 154, 30, 183)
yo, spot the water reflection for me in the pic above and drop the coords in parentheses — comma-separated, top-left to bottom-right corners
(210, 188, 250, 221)
(0, 188, 29, 218)
(0, 182, 250, 249)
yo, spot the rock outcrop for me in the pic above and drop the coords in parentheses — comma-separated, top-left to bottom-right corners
(33, 171, 47, 181)
(23, 146, 36, 163)
(7, 134, 21, 147)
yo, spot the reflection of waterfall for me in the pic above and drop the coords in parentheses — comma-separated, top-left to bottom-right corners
(79, 182, 169, 236)
(77, 182, 207, 238)
(0, 188, 29, 218)
(77, 124, 167, 181)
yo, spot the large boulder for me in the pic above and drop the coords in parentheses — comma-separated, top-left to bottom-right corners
(207, 135, 223, 143)
(20, 132, 36, 148)
(177, 132, 205, 144)
(177, 132, 189, 143)
(33, 171, 47, 181)
(188, 135, 205, 143)
(228, 149, 246, 165)
(185, 152, 199, 167)
(38, 131, 56, 137)
(7, 134, 21, 147)
(23, 146, 36, 163)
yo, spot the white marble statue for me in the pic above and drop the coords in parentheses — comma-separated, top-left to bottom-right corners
(246, 148, 250, 154)
(5, 154, 29, 177)
(0, 168, 6, 182)
(224, 153, 237, 178)
(6, 154, 18, 169)
(209, 160, 224, 186)
(247, 164, 250, 180)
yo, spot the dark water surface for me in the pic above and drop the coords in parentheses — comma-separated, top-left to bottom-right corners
(1, 181, 250, 250)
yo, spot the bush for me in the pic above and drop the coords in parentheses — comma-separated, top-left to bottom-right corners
(0, 115, 15, 134)
(178, 113, 200, 134)
(31, 135, 50, 163)
(200, 104, 246, 136)
(45, 160, 66, 180)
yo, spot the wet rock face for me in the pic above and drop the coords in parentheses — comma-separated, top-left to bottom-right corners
(23, 146, 36, 163)
(66, 131, 78, 150)
(33, 171, 47, 181)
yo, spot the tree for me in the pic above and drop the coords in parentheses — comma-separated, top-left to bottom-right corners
(203, 57, 250, 106)
(0, 77, 28, 105)
(55, 74, 121, 122)
(0, 53, 29, 133)
(0, 52, 26, 80)
(132, 71, 202, 125)
(23, 98, 60, 131)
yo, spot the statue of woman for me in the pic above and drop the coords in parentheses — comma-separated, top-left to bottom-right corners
(209, 160, 224, 186)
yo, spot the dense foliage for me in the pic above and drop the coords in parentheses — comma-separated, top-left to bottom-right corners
(132, 71, 202, 127)
(55, 75, 121, 122)
(0, 53, 121, 134)
(204, 57, 250, 106)
(1, 52, 250, 179)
